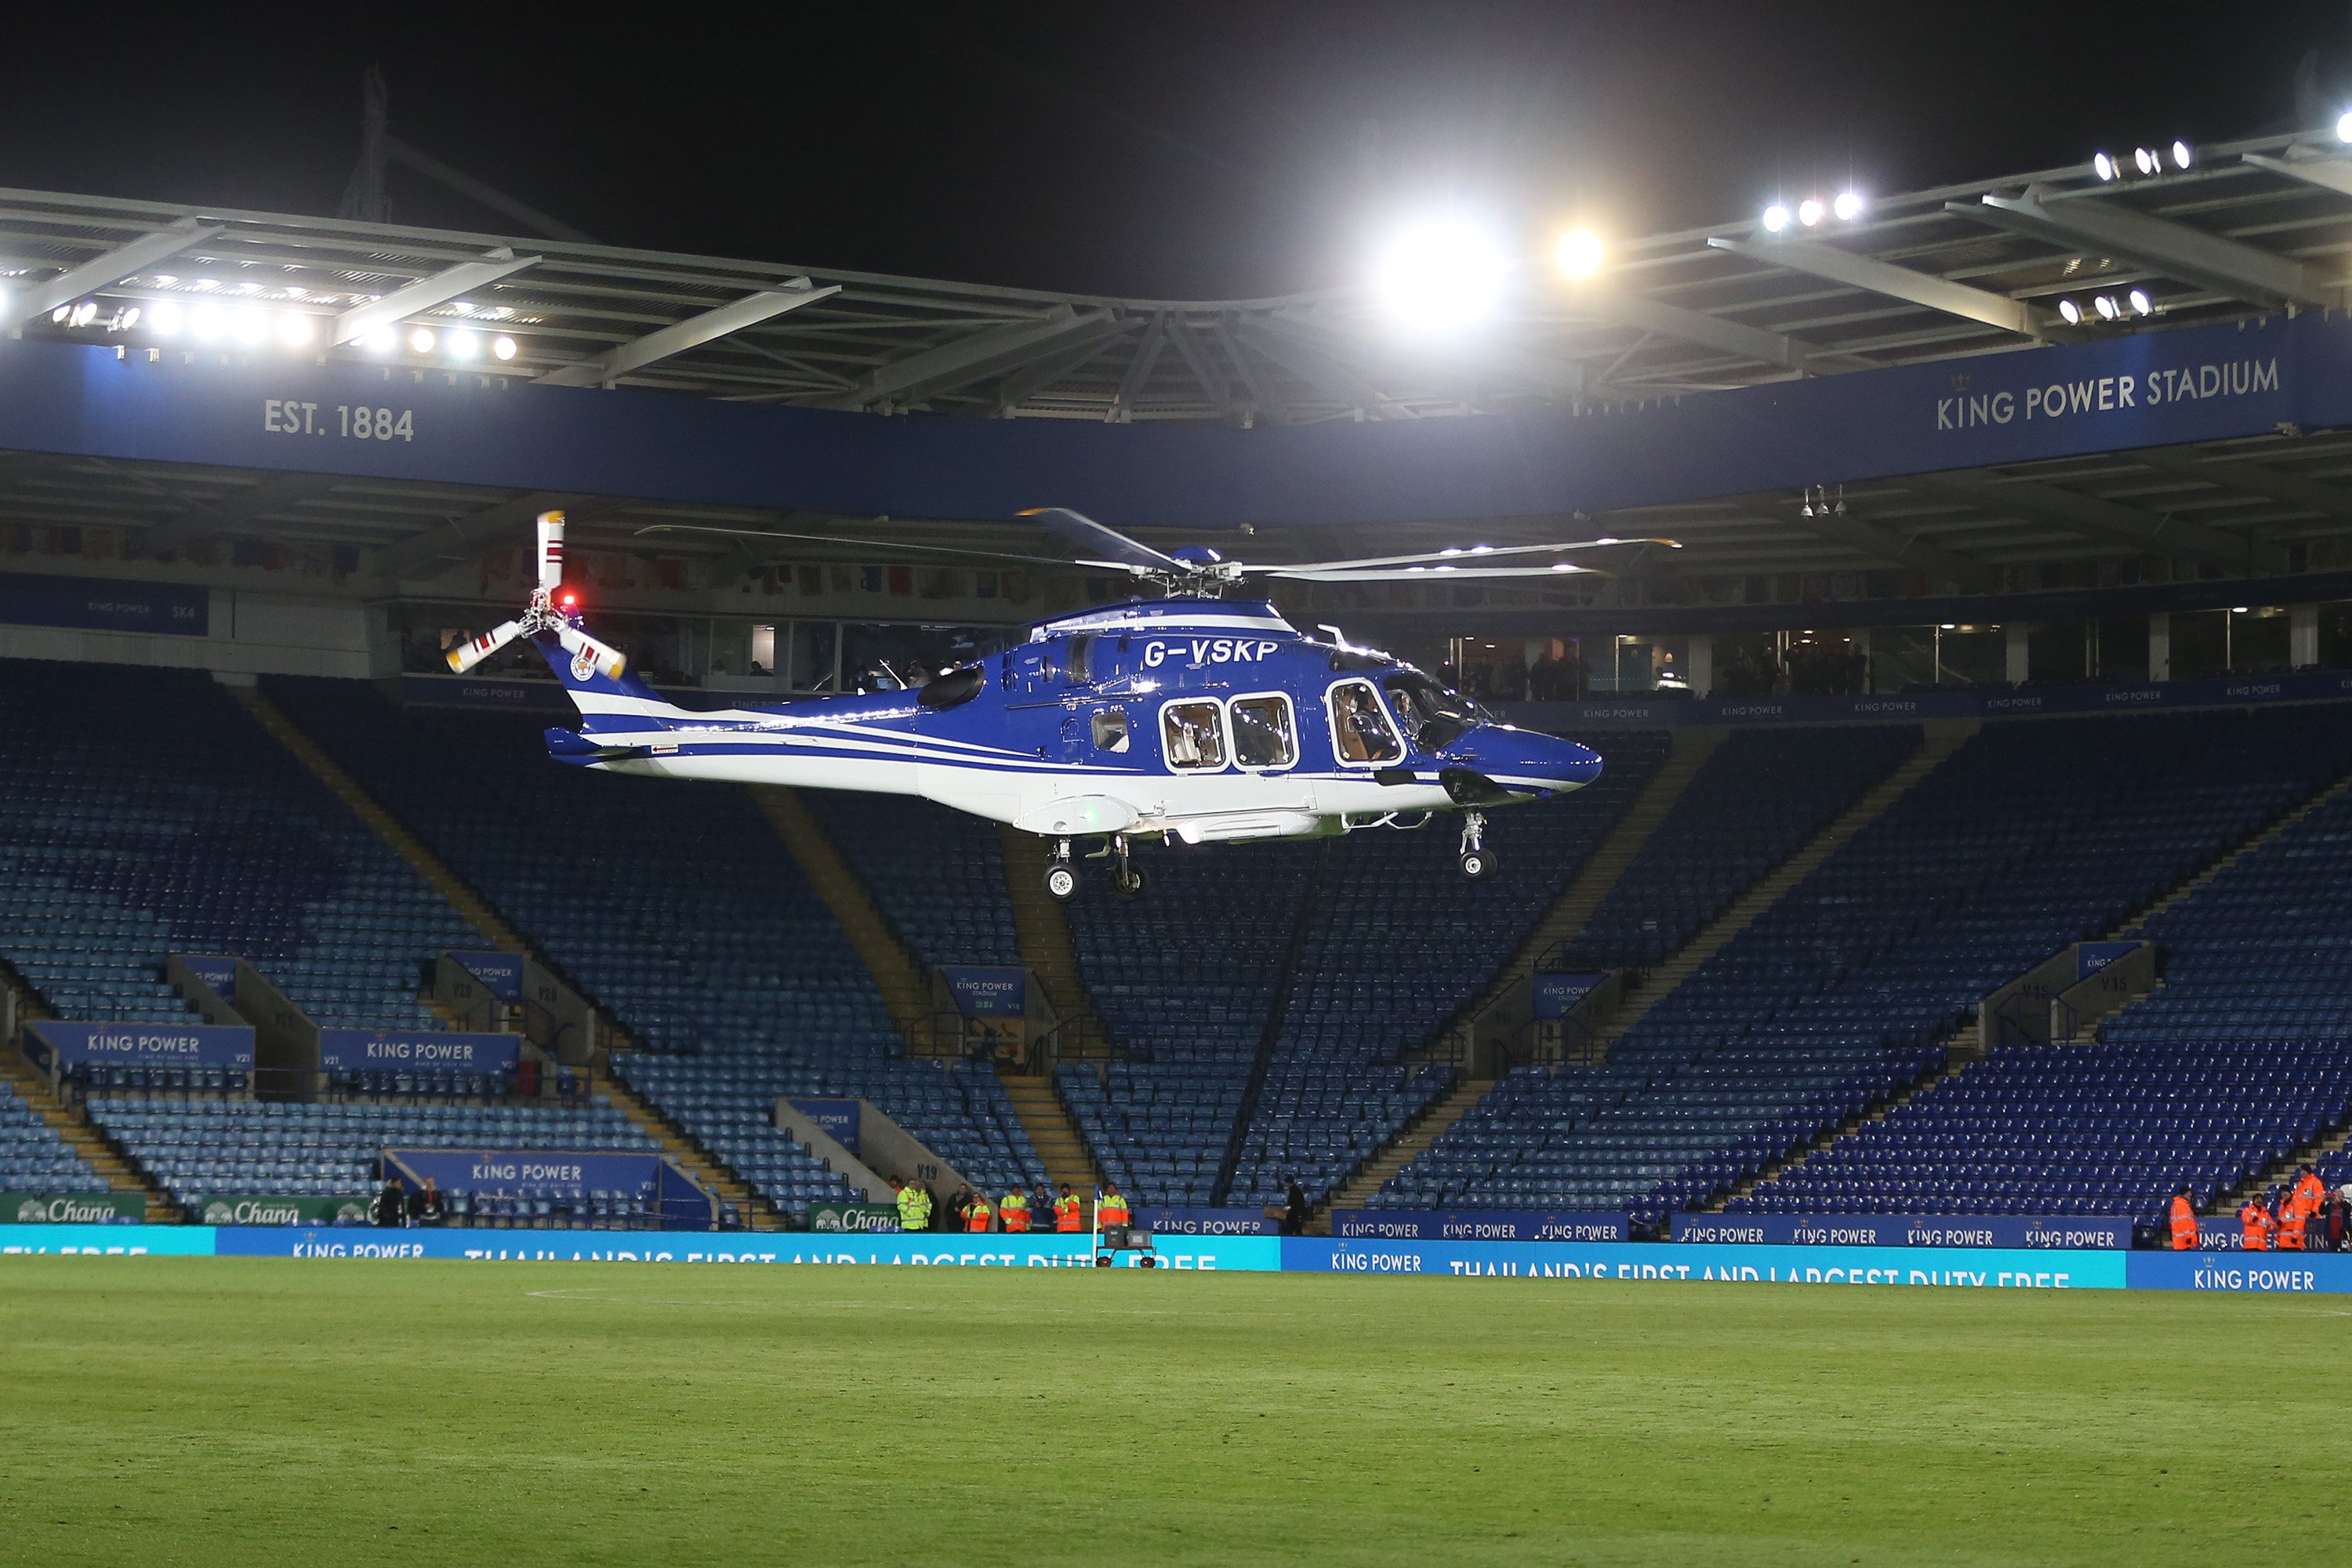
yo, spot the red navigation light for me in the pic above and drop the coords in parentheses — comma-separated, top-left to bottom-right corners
(557, 589, 579, 612)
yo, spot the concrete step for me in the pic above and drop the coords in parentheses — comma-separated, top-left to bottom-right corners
(1319, 1076, 1495, 1220)
(1596, 721, 1978, 1054)
(1439, 728, 1728, 1058)
(0, 1044, 177, 1220)
(998, 828, 1111, 1056)
(998, 1073, 1101, 1192)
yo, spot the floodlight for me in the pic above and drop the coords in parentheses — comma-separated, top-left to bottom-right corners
(408, 326, 437, 354)
(2057, 298, 2082, 325)
(1369, 218, 1509, 332)
(1797, 198, 1824, 227)
(448, 328, 481, 359)
(2339, 111, 2352, 143)
(2095, 294, 2119, 320)
(118, 307, 140, 330)
(68, 300, 97, 327)
(2093, 151, 2116, 181)
(1761, 203, 1790, 233)
(1553, 227, 1603, 280)
(358, 325, 397, 354)
(190, 302, 227, 341)
(230, 306, 268, 346)
(2129, 289, 2153, 316)
(492, 334, 517, 361)
(277, 311, 314, 348)
(1832, 191, 1864, 222)
(2172, 140, 2193, 169)
(2134, 147, 2156, 176)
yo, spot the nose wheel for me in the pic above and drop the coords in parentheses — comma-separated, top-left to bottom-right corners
(1044, 840, 1079, 901)
(1458, 811, 1496, 879)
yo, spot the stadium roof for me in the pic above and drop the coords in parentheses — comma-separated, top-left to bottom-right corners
(9, 123, 2352, 592)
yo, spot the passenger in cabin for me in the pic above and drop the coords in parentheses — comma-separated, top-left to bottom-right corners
(1335, 689, 1374, 761)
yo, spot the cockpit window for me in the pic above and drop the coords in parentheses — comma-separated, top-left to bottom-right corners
(1229, 695, 1297, 770)
(1383, 671, 1487, 750)
(1329, 680, 1403, 764)
(1161, 700, 1226, 770)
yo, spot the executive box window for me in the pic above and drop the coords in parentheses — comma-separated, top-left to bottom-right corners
(1162, 701, 1226, 769)
(1229, 695, 1298, 770)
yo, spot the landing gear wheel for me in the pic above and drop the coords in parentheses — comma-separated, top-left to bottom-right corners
(1459, 848, 1496, 880)
(1112, 862, 1149, 899)
(1457, 809, 1492, 879)
(1044, 863, 1079, 901)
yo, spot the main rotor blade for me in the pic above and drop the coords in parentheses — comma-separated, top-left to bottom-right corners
(1268, 564, 1606, 581)
(554, 622, 630, 681)
(1018, 507, 1186, 572)
(633, 522, 1073, 568)
(537, 511, 566, 592)
(446, 619, 524, 673)
(1240, 536, 1679, 573)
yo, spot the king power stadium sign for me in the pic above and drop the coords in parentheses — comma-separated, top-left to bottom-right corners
(1934, 354, 2278, 431)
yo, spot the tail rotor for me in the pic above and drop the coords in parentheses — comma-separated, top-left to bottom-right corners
(444, 510, 628, 679)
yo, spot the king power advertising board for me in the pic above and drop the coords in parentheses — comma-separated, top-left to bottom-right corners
(16, 1227, 2352, 1292)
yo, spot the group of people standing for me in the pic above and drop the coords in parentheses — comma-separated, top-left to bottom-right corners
(887, 1175, 1131, 1236)
(2166, 1167, 2351, 1250)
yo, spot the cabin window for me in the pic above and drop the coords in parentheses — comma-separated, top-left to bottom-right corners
(1329, 680, 1403, 764)
(1229, 695, 1297, 770)
(1161, 700, 1226, 770)
(1091, 709, 1131, 753)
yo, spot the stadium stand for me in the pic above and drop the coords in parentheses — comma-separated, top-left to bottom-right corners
(88, 1093, 662, 1220)
(261, 679, 1045, 1217)
(798, 791, 1021, 971)
(1552, 725, 1920, 969)
(1382, 706, 2352, 1222)
(0, 660, 475, 1029)
(0, 1079, 104, 1192)
(1054, 731, 1670, 1208)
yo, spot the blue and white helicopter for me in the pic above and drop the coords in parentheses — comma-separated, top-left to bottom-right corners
(448, 510, 1668, 899)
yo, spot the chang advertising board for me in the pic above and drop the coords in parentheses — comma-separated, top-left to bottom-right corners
(198, 1194, 370, 1227)
(808, 1201, 903, 1233)
(5, 1192, 143, 1224)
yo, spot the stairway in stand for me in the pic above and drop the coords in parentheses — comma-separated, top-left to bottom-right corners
(998, 1073, 1101, 1193)
(237, 688, 517, 952)
(1440, 728, 1726, 1056)
(1593, 720, 1980, 1056)
(750, 786, 938, 1054)
(250, 689, 777, 1231)
(1, 1040, 178, 1221)
(997, 827, 1111, 1057)
(1707, 1021, 1987, 1211)
(1319, 1075, 1495, 1225)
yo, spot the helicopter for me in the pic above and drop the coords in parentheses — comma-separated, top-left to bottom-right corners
(446, 508, 1672, 899)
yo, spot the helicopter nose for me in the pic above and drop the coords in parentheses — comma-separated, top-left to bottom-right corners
(1436, 726, 1602, 797)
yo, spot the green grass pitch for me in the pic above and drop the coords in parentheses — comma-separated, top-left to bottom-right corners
(2, 1258, 2346, 1566)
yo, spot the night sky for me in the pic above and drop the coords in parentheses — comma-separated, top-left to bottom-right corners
(2, 2, 2348, 299)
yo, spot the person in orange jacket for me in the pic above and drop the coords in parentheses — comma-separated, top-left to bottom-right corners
(2277, 1181, 2313, 1252)
(962, 1191, 993, 1233)
(2238, 1193, 2274, 1252)
(1052, 1183, 1083, 1233)
(2166, 1184, 2198, 1251)
(1000, 1189, 1030, 1233)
